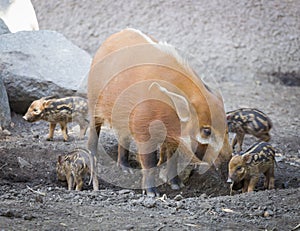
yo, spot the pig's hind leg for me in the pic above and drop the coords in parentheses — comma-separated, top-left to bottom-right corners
(165, 144, 184, 190)
(139, 150, 160, 197)
(117, 136, 133, 173)
(78, 119, 89, 139)
(59, 122, 69, 142)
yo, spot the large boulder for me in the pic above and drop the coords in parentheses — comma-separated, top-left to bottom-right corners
(0, 30, 92, 114)
(0, 71, 11, 129)
(0, 18, 10, 35)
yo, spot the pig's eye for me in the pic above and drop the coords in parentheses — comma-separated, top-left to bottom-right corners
(201, 126, 211, 137)
(236, 166, 243, 171)
(33, 108, 38, 113)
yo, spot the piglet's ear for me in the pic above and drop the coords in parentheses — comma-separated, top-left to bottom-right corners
(43, 100, 52, 108)
(242, 153, 252, 164)
(58, 155, 64, 164)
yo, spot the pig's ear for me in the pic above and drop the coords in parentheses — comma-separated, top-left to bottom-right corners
(149, 82, 190, 122)
(226, 114, 232, 120)
(42, 99, 52, 108)
(58, 155, 63, 164)
(242, 153, 252, 164)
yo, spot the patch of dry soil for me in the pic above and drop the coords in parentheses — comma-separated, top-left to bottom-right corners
(0, 96, 299, 230)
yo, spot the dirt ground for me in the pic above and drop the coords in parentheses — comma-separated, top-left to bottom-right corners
(0, 77, 300, 230)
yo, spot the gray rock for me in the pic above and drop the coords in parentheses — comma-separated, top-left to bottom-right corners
(0, 18, 10, 35)
(0, 30, 91, 114)
(1, 128, 11, 136)
(0, 74, 11, 128)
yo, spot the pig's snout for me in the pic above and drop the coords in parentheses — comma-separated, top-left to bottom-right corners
(227, 177, 233, 183)
(23, 114, 34, 122)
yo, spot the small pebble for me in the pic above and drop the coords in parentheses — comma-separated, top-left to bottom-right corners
(118, 189, 132, 195)
(174, 194, 183, 201)
(23, 214, 35, 220)
(2, 129, 11, 136)
(264, 210, 274, 217)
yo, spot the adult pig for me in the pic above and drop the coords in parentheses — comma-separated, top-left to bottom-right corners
(87, 28, 232, 196)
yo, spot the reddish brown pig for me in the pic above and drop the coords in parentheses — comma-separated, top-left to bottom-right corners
(87, 28, 232, 196)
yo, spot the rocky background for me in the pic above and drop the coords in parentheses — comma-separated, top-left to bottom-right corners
(31, 0, 300, 81)
(0, 0, 299, 230)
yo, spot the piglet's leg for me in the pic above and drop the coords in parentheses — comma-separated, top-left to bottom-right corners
(47, 123, 56, 141)
(66, 172, 74, 191)
(59, 122, 69, 142)
(157, 144, 166, 166)
(263, 174, 269, 189)
(235, 133, 245, 152)
(242, 180, 249, 193)
(247, 176, 259, 192)
(258, 132, 271, 142)
(264, 167, 275, 190)
(268, 176, 275, 190)
(75, 176, 84, 191)
(231, 134, 237, 151)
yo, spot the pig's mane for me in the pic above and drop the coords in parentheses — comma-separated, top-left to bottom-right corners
(126, 28, 194, 77)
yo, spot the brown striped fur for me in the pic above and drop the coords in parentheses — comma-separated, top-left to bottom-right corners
(227, 142, 275, 194)
(56, 148, 98, 191)
(23, 96, 89, 141)
(227, 108, 272, 152)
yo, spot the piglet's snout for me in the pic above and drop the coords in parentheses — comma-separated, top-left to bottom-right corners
(227, 177, 233, 183)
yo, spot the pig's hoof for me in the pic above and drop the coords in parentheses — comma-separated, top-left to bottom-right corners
(46, 137, 53, 141)
(170, 177, 184, 190)
(171, 183, 181, 190)
(143, 187, 160, 197)
(121, 166, 133, 174)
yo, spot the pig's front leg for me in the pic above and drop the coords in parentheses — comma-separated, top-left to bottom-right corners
(47, 123, 56, 141)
